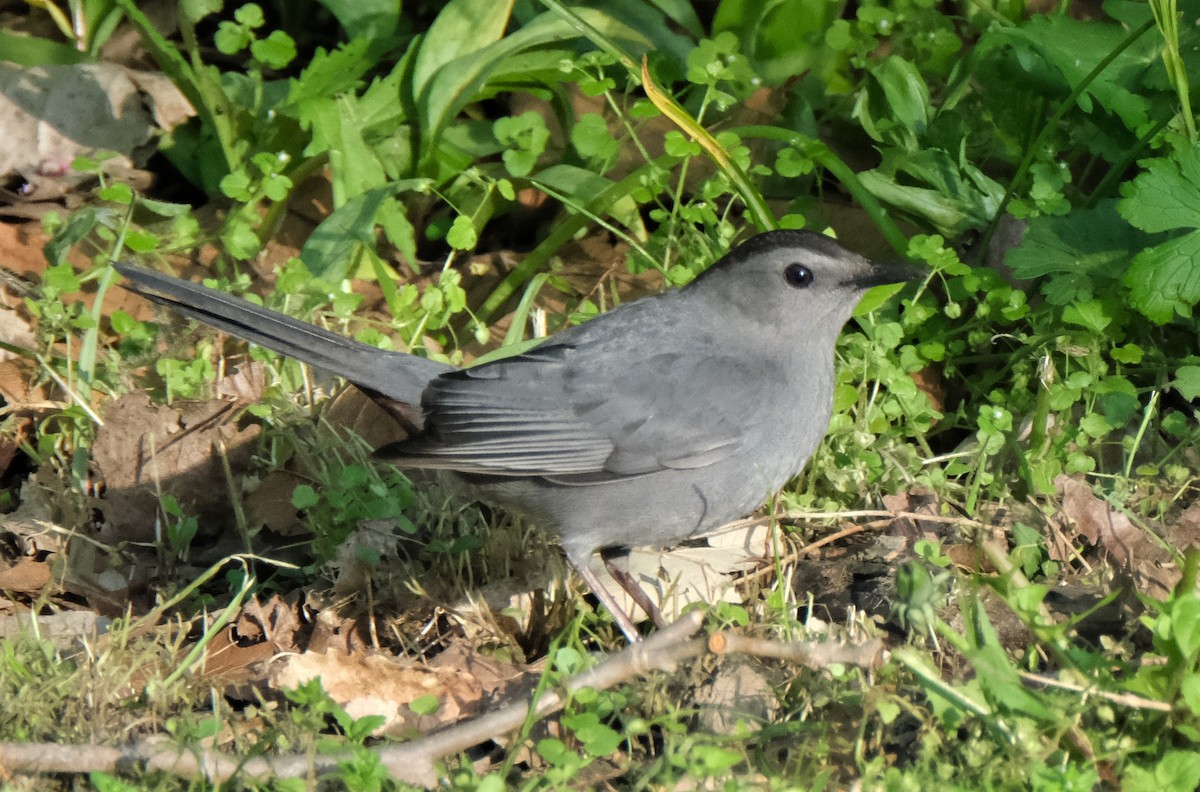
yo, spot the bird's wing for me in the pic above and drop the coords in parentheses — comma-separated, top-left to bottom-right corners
(376, 341, 766, 481)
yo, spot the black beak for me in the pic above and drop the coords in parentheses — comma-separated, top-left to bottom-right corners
(844, 260, 925, 289)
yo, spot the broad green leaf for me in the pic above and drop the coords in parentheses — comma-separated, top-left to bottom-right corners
(284, 38, 375, 107)
(532, 164, 644, 236)
(1005, 202, 1141, 304)
(1062, 300, 1112, 332)
(300, 179, 431, 279)
(854, 282, 909, 317)
(1174, 365, 1200, 401)
(1119, 144, 1200, 233)
(411, 0, 516, 97)
(978, 15, 1157, 130)
(713, 0, 840, 84)
(1125, 231, 1200, 323)
(315, 0, 401, 39)
(856, 56, 931, 150)
(418, 6, 684, 146)
(858, 148, 1003, 236)
(0, 31, 85, 65)
(647, 0, 703, 36)
(571, 113, 620, 162)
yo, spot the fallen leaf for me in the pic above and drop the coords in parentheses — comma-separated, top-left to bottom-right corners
(0, 62, 191, 195)
(92, 392, 260, 542)
(0, 555, 50, 592)
(1056, 475, 1178, 598)
(0, 610, 110, 648)
(269, 650, 483, 735)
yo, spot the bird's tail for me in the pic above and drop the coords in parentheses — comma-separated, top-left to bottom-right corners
(114, 262, 453, 405)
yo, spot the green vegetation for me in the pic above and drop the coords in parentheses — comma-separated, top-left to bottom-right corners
(4, 0, 1200, 788)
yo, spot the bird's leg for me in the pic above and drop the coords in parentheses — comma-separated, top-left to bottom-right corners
(569, 557, 642, 643)
(601, 547, 667, 629)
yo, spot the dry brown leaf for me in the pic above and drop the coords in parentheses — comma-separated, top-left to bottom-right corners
(214, 361, 267, 403)
(236, 594, 303, 649)
(323, 388, 412, 448)
(693, 659, 779, 735)
(0, 63, 190, 196)
(269, 650, 483, 735)
(0, 358, 45, 405)
(200, 596, 304, 684)
(122, 69, 194, 131)
(585, 522, 773, 624)
(427, 641, 529, 701)
(1171, 499, 1200, 551)
(0, 555, 50, 592)
(1057, 476, 1145, 566)
(1056, 475, 1178, 598)
(244, 470, 305, 536)
(92, 393, 260, 541)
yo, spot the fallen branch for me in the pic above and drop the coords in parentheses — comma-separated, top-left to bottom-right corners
(0, 613, 885, 785)
(709, 631, 887, 671)
(0, 611, 707, 786)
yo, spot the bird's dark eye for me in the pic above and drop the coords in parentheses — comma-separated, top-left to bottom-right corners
(784, 263, 814, 288)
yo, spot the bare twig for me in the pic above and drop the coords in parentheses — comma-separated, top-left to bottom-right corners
(0, 614, 913, 786)
(739, 523, 866, 583)
(709, 631, 887, 671)
(0, 611, 707, 786)
(1017, 670, 1172, 712)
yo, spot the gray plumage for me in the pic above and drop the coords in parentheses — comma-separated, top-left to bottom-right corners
(115, 230, 919, 640)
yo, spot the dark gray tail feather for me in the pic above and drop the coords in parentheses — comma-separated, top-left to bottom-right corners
(114, 262, 454, 405)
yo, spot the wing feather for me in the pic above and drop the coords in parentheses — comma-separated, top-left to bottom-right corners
(377, 314, 768, 480)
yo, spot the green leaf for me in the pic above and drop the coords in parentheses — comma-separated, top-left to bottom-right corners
(315, 0, 400, 39)
(1004, 202, 1141, 305)
(1079, 412, 1112, 439)
(562, 711, 622, 757)
(1111, 343, 1144, 364)
(1124, 231, 1200, 323)
(978, 15, 1156, 131)
(409, 694, 440, 715)
(571, 113, 620, 162)
(1062, 300, 1111, 332)
(688, 744, 744, 776)
(494, 111, 550, 177)
(532, 164, 643, 235)
(712, 0, 842, 84)
(1174, 365, 1200, 401)
(412, 0, 515, 97)
(858, 148, 1003, 236)
(234, 4, 265, 27)
(0, 31, 86, 65)
(1118, 144, 1200, 233)
(300, 179, 431, 279)
(214, 21, 252, 55)
(854, 282, 909, 316)
(251, 30, 297, 70)
(446, 214, 478, 250)
(418, 7, 679, 148)
(856, 56, 931, 150)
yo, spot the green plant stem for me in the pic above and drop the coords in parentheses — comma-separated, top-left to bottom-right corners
(77, 206, 135, 400)
(736, 126, 909, 256)
(475, 154, 678, 324)
(539, 0, 638, 73)
(1084, 113, 1173, 207)
(114, 0, 239, 174)
(640, 59, 777, 232)
(980, 17, 1156, 255)
(1149, 0, 1197, 140)
(1124, 390, 1159, 479)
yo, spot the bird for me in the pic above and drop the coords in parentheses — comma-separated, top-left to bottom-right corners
(114, 230, 919, 641)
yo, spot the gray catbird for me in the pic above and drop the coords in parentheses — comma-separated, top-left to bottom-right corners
(114, 230, 919, 640)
